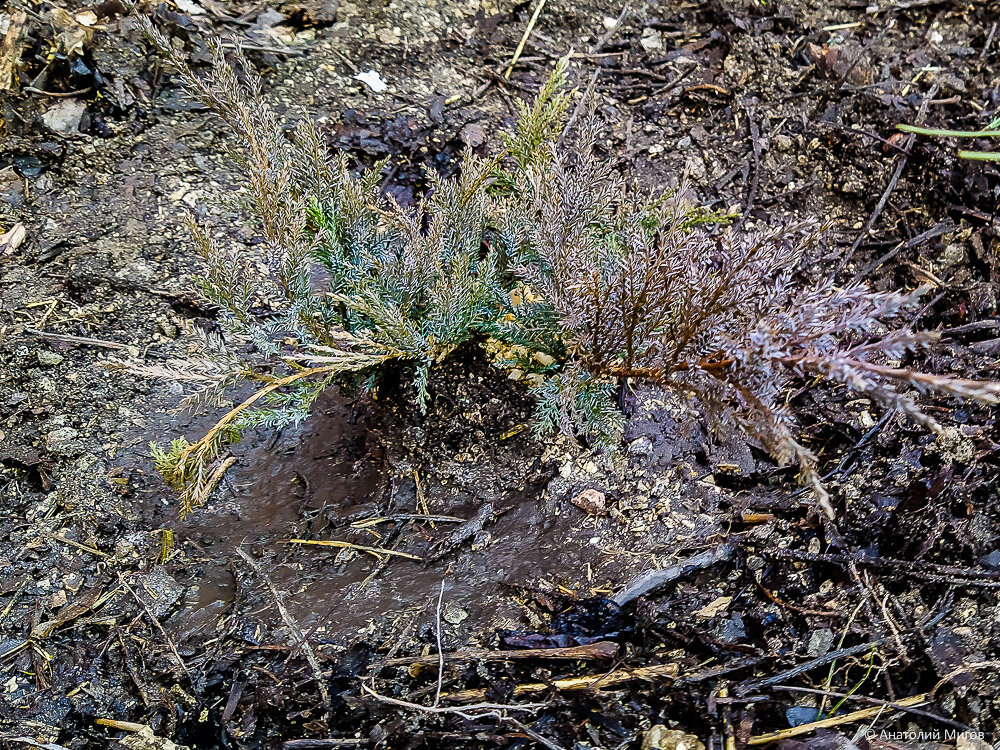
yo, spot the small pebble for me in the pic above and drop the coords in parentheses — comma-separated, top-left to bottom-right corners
(640, 28, 663, 52)
(442, 602, 468, 625)
(37, 351, 64, 366)
(46, 426, 84, 456)
(571, 488, 606, 515)
(807, 628, 834, 656)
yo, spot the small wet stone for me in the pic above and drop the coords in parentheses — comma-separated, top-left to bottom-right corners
(642, 726, 705, 750)
(37, 350, 64, 366)
(0, 167, 26, 207)
(640, 27, 663, 52)
(717, 613, 746, 643)
(120, 725, 191, 750)
(41, 99, 87, 134)
(135, 567, 185, 619)
(807, 628, 834, 656)
(980, 550, 1000, 568)
(45, 426, 84, 456)
(443, 602, 468, 625)
(628, 436, 654, 457)
(571, 488, 607, 515)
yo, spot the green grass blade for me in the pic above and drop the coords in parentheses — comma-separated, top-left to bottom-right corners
(897, 124, 1000, 138)
(958, 150, 1000, 161)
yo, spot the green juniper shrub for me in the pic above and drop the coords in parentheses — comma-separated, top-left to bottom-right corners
(128, 24, 1000, 519)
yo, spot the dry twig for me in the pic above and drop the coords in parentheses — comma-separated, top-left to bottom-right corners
(735, 639, 887, 697)
(589, 1, 633, 54)
(504, 0, 548, 79)
(841, 84, 939, 269)
(119, 575, 196, 688)
(94, 719, 146, 732)
(432, 580, 445, 708)
(25, 327, 134, 351)
(746, 693, 928, 745)
(371, 640, 619, 669)
(442, 662, 680, 703)
(360, 684, 554, 736)
(236, 548, 332, 717)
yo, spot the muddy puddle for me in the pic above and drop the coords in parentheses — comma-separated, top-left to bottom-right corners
(157, 387, 691, 651)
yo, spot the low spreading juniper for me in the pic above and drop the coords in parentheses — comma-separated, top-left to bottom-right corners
(129, 24, 1000, 519)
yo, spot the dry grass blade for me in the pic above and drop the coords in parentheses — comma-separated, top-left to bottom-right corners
(504, 0, 549, 79)
(286, 539, 422, 561)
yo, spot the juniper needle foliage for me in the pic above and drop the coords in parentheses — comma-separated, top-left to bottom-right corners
(135, 26, 1000, 518)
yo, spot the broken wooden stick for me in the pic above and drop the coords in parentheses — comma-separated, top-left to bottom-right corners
(440, 662, 680, 703)
(24, 327, 134, 351)
(95, 718, 146, 732)
(371, 640, 619, 670)
(236, 548, 332, 718)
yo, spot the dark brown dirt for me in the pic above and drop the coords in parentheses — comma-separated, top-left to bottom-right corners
(2, 1, 1000, 749)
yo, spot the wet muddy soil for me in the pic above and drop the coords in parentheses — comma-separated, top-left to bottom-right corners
(3, 0, 1000, 748)
(162, 355, 724, 647)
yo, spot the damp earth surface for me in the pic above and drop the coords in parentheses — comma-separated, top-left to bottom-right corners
(3, 0, 1000, 748)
